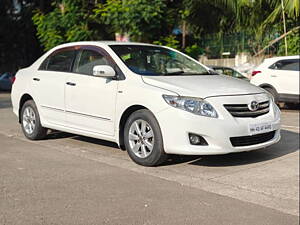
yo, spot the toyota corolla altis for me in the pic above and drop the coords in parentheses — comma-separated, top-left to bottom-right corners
(11, 42, 281, 166)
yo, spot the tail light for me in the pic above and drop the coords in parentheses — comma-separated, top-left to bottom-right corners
(11, 76, 16, 84)
(252, 70, 261, 76)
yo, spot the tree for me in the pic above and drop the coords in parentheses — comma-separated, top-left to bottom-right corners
(192, 0, 299, 56)
(0, 0, 44, 73)
(183, 0, 235, 36)
(93, 0, 167, 42)
(32, 0, 105, 51)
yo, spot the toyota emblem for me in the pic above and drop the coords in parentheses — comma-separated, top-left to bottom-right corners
(248, 101, 259, 111)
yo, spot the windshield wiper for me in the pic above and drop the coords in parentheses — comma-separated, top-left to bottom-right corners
(179, 71, 219, 75)
(192, 70, 219, 75)
(163, 70, 185, 76)
(163, 69, 219, 76)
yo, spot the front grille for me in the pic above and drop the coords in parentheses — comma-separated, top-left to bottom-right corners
(224, 101, 270, 118)
(230, 131, 276, 147)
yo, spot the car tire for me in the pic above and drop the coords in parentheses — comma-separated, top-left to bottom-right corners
(264, 87, 278, 103)
(124, 109, 167, 166)
(21, 100, 47, 140)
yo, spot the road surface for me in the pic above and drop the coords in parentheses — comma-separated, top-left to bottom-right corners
(0, 93, 299, 225)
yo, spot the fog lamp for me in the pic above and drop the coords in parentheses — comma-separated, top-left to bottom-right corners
(188, 133, 208, 146)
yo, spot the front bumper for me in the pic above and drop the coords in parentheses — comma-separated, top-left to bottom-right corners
(156, 93, 281, 155)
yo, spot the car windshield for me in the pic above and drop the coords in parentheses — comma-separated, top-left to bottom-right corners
(110, 45, 215, 76)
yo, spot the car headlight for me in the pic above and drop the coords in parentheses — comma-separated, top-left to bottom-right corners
(163, 95, 218, 118)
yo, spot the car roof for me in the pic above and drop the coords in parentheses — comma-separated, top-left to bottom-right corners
(54, 41, 157, 49)
(257, 55, 299, 68)
(264, 55, 299, 62)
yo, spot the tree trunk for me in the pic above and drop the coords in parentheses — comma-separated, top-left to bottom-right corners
(254, 26, 300, 57)
(182, 21, 186, 49)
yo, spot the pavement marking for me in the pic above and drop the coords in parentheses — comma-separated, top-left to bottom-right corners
(0, 131, 298, 216)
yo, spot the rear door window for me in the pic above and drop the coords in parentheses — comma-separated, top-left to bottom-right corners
(39, 49, 76, 72)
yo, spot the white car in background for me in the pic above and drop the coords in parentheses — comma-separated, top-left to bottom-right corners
(251, 55, 299, 104)
(11, 42, 281, 166)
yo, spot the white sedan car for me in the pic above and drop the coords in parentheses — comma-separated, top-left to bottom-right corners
(11, 42, 281, 166)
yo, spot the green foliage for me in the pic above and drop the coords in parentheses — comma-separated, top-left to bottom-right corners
(93, 0, 123, 33)
(33, 0, 94, 51)
(94, 0, 167, 42)
(278, 30, 300, 55)
(259, 0, 299, 36)
(3, 0, 300, 74)
(182, 0, 236, 36)
(184, 0, 299, 57)
(185, 44, 204, 59)
(153, 35, 180, 49)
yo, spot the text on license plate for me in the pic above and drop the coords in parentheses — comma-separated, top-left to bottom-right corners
(249, 123, 272, 135)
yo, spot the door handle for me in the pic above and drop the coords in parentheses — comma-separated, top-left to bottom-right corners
(33, 78, 40, 81)
(271, 75, 277, 77)
(66, 82, 76, 86)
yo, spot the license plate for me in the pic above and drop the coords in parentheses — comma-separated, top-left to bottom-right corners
(249, 122, 273, 135)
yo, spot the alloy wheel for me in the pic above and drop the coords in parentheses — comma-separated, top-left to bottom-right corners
(128, 119, 154, 158)
(22, 106, 36, 135)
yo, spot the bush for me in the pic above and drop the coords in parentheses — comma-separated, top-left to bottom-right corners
(153, 35, 180, 49)
(185, 44, 204, 59)
(32, 0, 93, 51)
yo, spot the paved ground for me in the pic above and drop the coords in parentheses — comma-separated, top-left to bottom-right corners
(0, 92, 299, 225)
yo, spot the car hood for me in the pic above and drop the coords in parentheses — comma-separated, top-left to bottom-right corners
(142, 75, 264, 98)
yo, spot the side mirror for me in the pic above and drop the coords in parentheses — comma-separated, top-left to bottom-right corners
(93, 65, 116, 78)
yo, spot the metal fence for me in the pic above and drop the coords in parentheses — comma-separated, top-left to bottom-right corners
(199, 32, 280, 59)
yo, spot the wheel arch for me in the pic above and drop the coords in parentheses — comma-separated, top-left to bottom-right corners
(18, 93, 34, 123)
(118, 105, 149, 150)
(259, 83, 278, 93)
(259, 83, 280, 103)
